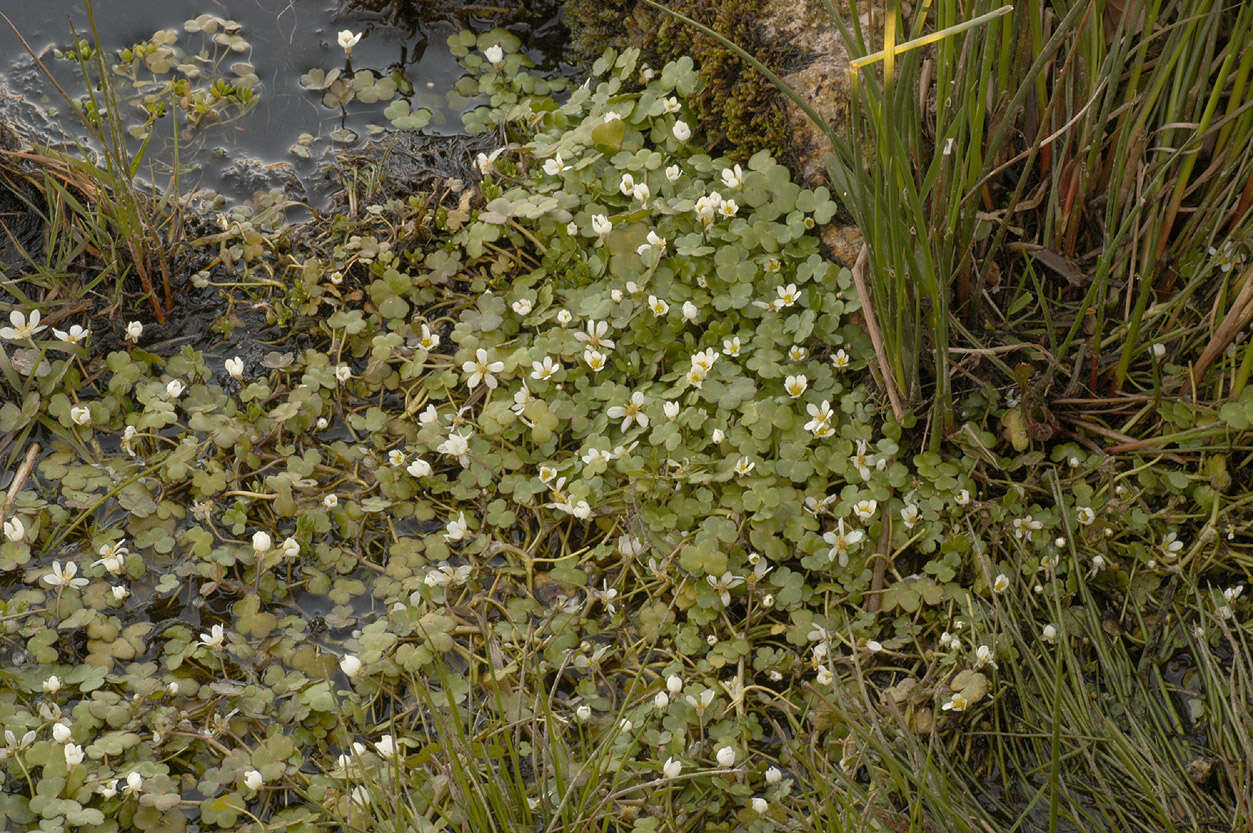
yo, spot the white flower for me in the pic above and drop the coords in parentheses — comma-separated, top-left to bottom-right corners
(251, 531, 271, 554)
(788, 344, 806, 360)
(632, 181, 650, 205)
(663, 757, 682, 779)
(329, 270, 344, 285)
(663, 400, 680, 420)
(822, 518, 864, 566)
(640, 65, 655, 81)
(223, 356, 244, 380)
(335, 365, 352, 383)
(992, 574, 1010, 593)
(53, 324, 88, 344)
(527, 355, 559, 382)
(694, 194, 721, 227)
(1160, 531, 1183, 560)
(706, 571, 745, 606)
(1210, 241, 1246, 273)
(974, 644, 996, 669)
(665, 164, 681, 183)
(592, 214, 612, 238)
(715, 746, 736, 767)
(672, 120, 691, 142)
(125, 320, 143, 342)
(439, 431, 472, 462)
(199, 624, 225, 649)
(637, 230, 667, 257)
(575, 704, 592, 722)
(662, 96, 681, 114)
(1012, 515, 1043, 540)
(721, 164, 743, 190)
(831, 348, 850, 369)
(340, 654, 363, 677)
(374, 734, 397, 758)
(52, 722, 73, 744)
(686, 688, 714, 713)
(602, 110, 622, 122)
(2, 517, 23, 542)
(942, 693, 969, 712)
(44, 560, 88, 589)
(1151, 343, 1166, 360)
(111, 584, 130, 601)
(617, 534, 643, 557)
(619, 173, 635, 195)
(43, 675, 62, 694)
(765, 766, 783, 785)
(444, 512, 469, 542)
(583, 348, 607, 372)
(690, 348, 719, 375)
(666, 674, 683, 694)
(849, 441, 878, 481)
(718, 199, 739, 218)
(70, 405, 91, 426)
(165, 378, 188, 399)
(734, 457, 755, 476)
(804, 401, 835, 438)
(682, 300, 699, 322)
(900, 503, 920, 529)
(323, 494, 338, 509)
(955, 488, 971, 506)
(607, 391, 649, 432)
(774, 283, 799, 309)
(337, 29, 362, 52)
(124, 771, 143, 796)
(750, 797, 768, 814)
(98, 779, 118, 798)
(417, 324, 440, 351)
(784, 374, 807, 398)
(852, 499, 877, 521)
(711, 428, 725, 444)
(542, 153, 570, 177)
(463, 348, 506, 390)
(475, 147, 505, 175)
(648, 295, 669, 316)
(243, 769, 264, 791)
(1075, 506, 1095, 525)
(93, 539, 128, 574)
(722, 336, 741, 356)
(511, 298, 533, 316)
(574, 319, 615, 351)
(1042, 624, 1057, 642)
(64, 743, 84, 766)
(0, 309, 47, 341)
(483, 43, 504, 65)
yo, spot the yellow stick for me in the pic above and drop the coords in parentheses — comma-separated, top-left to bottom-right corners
(852, 5, 1014, 72)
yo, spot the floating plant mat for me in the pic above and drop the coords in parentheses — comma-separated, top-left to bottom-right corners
(0, 19, 1251, 833)
(0, 0, 562, 209)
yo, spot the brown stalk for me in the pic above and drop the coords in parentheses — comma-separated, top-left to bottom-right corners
(0, 443, 40, 528)
(1185, 263, 1253, 390)
(850, 243, 905, 421)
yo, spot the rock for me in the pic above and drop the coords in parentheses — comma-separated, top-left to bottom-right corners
(821, 223, 862, 267)
(761, 0, 857, 185)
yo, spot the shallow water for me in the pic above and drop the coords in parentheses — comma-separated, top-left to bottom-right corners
(0, 0, 474, 206)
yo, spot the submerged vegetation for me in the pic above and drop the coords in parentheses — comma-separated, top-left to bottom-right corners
(0, 2, 1250, 832)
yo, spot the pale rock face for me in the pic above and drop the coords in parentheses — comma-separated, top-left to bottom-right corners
(761, 0, 859, 186)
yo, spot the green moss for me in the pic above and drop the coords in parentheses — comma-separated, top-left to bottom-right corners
(564, 0, 799, 164)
